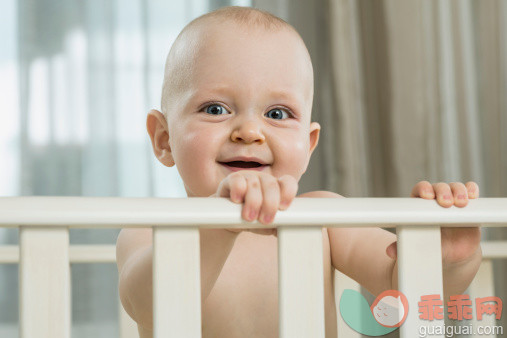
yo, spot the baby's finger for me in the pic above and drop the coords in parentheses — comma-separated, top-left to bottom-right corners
(242, 175, 263, 222)
(278, 175, 298, 210)
(410, 180, 434, 198)
(432, 182, 453, 208)
(227, 173, 248, 203)
(216, 177, 232, 198)
(465, 181, 479, 199)
(258, 175, 280, 225)
(450, 182, 468, 208)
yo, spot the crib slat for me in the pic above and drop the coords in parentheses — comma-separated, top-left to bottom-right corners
(19, 227, 71, 338)
(397, 226, 444, 338)
(153, 227, 201, 338)
(334, 269, 362, 338)
(278, 227, 325, 338)
(468, 259, 497, 338)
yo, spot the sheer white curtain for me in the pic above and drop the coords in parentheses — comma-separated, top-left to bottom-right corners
(0, 0, 249, 336)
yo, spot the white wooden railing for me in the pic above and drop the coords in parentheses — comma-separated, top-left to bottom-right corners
(0, 197, 506, 338)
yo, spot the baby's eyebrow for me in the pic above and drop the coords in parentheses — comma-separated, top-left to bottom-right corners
(267, 89, 300, 102)
(192, 85, 301, 102)
(187, 86, 233, 105)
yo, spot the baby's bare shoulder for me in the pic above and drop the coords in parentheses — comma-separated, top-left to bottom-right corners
(116, 228, 152, 275)
(298, 190, 344, 198)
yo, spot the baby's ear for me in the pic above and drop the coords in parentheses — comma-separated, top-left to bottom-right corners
(309, 122, 320, 154)
(146, 109, 175, 167)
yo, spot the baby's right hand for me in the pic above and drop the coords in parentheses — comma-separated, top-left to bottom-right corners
(213, 171, 298, 236)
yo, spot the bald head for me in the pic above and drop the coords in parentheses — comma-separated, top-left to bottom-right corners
(161, 6, 314, 119)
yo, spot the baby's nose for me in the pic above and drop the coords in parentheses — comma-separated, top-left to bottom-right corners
(230, 121, 265, 144)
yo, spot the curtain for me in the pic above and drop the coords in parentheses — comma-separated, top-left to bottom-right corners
(254, 0, 507, 335)
(0, 0, 249, 336)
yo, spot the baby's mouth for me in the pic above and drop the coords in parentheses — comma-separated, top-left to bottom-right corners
(222, 161, 263, 168)
(218, 160, 269, 172)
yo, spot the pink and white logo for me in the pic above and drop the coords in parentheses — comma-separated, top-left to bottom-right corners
(371, 290, 409, 328)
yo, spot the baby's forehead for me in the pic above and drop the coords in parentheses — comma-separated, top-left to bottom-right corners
(191, 23, 311, 84)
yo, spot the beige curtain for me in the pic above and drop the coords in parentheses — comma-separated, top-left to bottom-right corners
(255, 0, 506, 332)
(323, 0, 507, 199)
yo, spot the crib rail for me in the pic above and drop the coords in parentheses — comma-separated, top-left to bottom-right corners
(0, 242, 505, 337)
(0, 197, 506, 338)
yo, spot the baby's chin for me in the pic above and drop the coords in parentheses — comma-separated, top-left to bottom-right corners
(183, 183, 217, 198)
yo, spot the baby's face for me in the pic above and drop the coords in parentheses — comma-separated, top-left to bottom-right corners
(161, 22, 319, 197)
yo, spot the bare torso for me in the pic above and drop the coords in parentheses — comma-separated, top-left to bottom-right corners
(138, 229, 337, 338)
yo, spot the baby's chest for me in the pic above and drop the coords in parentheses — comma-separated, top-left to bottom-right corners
(202, 234, 280, 337)
(201, 232, 336, 338)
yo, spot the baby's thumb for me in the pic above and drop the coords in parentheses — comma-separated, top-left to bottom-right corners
(386, 241, 398, 260)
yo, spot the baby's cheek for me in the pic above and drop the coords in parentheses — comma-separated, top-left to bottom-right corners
(180, 130, 212, 160)
(174, 129, 221, 195)
(274, 137, 309, 178)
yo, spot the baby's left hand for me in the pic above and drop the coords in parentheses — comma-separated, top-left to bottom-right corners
(387, 181, 481, 266)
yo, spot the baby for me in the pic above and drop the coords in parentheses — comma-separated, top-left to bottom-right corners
(116, 6, 482, 338)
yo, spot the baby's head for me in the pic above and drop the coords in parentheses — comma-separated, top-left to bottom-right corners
(147, 6, 320, 197)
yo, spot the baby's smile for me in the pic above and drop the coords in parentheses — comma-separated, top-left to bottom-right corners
(217, 156, 271, 172)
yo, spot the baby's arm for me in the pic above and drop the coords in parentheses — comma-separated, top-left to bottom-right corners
(299, 190, 397, 296)
(116, 227, 239, 331)
(304, 181, 482, 301)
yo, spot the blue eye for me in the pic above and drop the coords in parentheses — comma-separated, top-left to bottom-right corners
(265, 108, 290, 120)
(204, 104, 229, 115)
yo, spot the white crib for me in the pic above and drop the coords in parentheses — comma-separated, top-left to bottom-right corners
(0, 197, 506, 338)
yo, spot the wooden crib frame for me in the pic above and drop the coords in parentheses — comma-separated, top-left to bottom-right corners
(0, 197, 506, 338)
